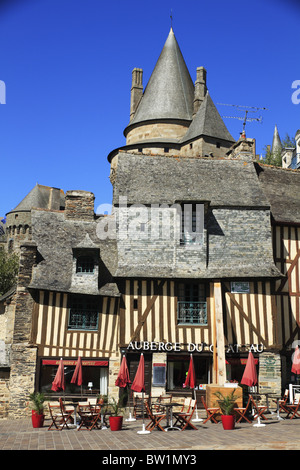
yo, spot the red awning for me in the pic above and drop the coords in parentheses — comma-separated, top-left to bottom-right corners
(42, 359, 108, 366)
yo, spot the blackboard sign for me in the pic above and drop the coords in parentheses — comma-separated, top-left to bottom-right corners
(153, 363, 166, 386)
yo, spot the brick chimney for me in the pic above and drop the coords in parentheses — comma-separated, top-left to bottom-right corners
(64, 190, 95, 221)
(130, 68, 143, 121)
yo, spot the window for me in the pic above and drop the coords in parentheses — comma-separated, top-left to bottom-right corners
(180, 203, 204, 245)
(68, 296, 99, 330)
(177, 283, 207, 325)
(76, 255, 95, 274)
(167, 355, 211, 390)
(39, 359, 108, 395)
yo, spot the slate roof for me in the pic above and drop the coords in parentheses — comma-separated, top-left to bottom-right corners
(113, 152, 270, 207)
(271, 125, 282, 153)
(181, 92, 235, 144)
(124, 28, 194, 135)
(7, 184, 65, 214)
(29, 210, 120, 297)
(256, 163, 300, 224)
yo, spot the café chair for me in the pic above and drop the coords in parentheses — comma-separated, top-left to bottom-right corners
(173, 399, 198, 431)
(59, 397, 74, 419)
(249, 395, 268, 421)
(284, 393, 300, 419)
(133, 393, 150, 419)
(275, 389, 289, 415)
(152, 394, 173, 413)
(200, 396, 220, 424)
(88, 398, 98, 406)
(48, 400, 74, 431)
(234, 395, 252, 423)
(178, 398, 192, 414)
(77, 402, 102, 430)
(145, 401, 167, 432)
(172, 398, 192, 426)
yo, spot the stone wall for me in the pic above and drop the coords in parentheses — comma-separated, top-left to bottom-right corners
(259, 351, 282, 399)
(65, 190, 95, 221)
(126, 122, 189, 145)
(8, 243, 38, 419)
(0, 370, 10, 418)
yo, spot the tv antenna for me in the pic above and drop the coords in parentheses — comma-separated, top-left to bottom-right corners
(217, 102, 268, 131)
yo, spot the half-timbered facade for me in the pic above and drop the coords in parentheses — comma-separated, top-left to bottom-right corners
(1, 28, 300, 418)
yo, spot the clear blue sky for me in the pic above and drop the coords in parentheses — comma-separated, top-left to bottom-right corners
(0, 0, 299, 218)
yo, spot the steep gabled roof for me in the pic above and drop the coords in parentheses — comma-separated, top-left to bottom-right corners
(181, 92, 235, 143)
(7, 184, 64, 214)
(125, 28, 194, 133)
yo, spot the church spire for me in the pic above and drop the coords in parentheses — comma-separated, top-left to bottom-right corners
(271, 124, 282, 154)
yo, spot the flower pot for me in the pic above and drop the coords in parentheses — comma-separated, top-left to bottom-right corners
(221, 415, 235, 430)
(109, 416, 123, 431)
(31, 410, 45, 428)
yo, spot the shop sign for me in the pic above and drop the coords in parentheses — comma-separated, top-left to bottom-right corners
(127, 341, 264, 353)
(231, 282, 250, 293)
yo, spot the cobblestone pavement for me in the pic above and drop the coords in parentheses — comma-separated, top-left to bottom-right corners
(0, 412, 299, 453)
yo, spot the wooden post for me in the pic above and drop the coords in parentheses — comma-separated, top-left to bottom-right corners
(212, 281, 226, 385)
(210, 283, 217, 383)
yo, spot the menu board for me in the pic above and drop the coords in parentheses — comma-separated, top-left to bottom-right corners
(152, 363, 166, 386)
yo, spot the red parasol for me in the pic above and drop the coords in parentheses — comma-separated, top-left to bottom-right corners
(292, 346, 300, 375)
(51, 358, 65, 392)
(183, 354, 202, 422)
(241, 352, 258, 387)
(71, 356, 83, 386)
(131, 353, 145, 393)
(184, 354, 196, 389)
(131, 353, 150, 434)
(115, 355, 131, 388)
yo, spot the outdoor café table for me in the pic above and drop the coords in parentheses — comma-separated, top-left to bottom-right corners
(251, 392, 272, 414)
(64, 401, 80, 428)
(161, 402, 182, 431)
(269, 394, 284, 420)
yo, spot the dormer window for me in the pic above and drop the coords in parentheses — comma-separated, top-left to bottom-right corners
(180, 202, 204, 245)
(76, 255, 95, 274)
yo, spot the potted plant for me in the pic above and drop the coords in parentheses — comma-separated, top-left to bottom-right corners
(29, 392, 45, 428)
(214, 390, 237, 430)
(107, 396, 124, 431)
(97, 394, 108, 406)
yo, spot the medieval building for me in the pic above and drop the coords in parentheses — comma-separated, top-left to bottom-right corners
(1, 28, 300, 418)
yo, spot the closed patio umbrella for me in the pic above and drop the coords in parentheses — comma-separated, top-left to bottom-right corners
(241, 352, 258, 387)
(291, 346, 300, 375)
(71, 356, 83, 396)
(241, 352, 264, 427)
(115, 355, 135, 422)
(184, 354, 196, 389)
(184, 354, 202, 422)
(51, 358, 65, 393)
(116, 355, 131, 387)
(131, 353, 150, 434)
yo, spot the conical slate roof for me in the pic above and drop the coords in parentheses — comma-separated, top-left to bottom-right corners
(271, 125, 282, 153)
(125, 28, 194, 132)
(181, 92, 235, 143)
